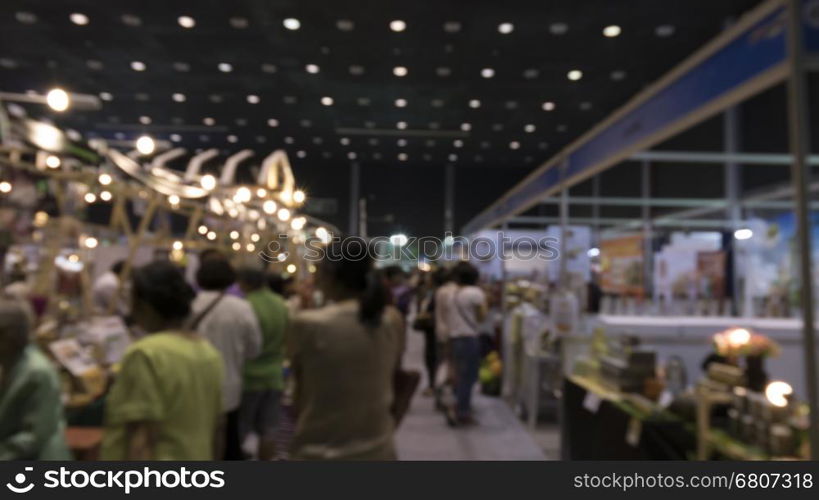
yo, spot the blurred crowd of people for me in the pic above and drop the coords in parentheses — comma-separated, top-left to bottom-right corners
(0, 240, 495, 461)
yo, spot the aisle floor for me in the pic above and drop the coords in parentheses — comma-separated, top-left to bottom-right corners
(395, 332, 549, 461)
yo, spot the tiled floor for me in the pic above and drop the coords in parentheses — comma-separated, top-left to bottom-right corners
(395, 332, 550, 460)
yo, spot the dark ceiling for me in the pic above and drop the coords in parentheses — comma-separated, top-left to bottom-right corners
(0, 0, 766, 236)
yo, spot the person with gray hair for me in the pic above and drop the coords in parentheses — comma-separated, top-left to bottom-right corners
(0, 300, 70, 460)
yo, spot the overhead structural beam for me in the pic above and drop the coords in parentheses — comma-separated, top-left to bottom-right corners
(630, 150, 819, 165)
(536, 195, 819, 210)
(508, 215, 733, 229)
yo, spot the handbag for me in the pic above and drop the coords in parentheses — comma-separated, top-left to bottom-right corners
(391, 369, 421, 426)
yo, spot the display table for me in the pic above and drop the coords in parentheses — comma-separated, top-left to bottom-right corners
(592, 315, 810, 398)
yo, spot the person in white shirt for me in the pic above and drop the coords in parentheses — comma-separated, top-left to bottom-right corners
(445, 261, 487, 425)
(193, 257, 262, 459)
(92, 261, 127, 315)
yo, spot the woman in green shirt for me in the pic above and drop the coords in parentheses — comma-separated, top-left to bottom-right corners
(101, 261, 224, 460)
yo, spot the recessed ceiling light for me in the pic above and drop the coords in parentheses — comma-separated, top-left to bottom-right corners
(443, 21, 461, 33)
(131, 61, 146, 71)
(580, 101, 592, 110)
(397, 139, 407, 147)
(100, 92, 113, 101)
(525, 124, 536, 133)
(321, 96, 334, 106)
(337, 19, 354, 31)
(121, 14, 141, 26)
(509, 141, 521, 150)
(0, 58, 17, 69)
(261, 63, 277, 73)
(390, 20, 406, 32)
(523, 68, 539, 79)
(170, 134, 182, 142)
(357, 97, 371, 106)
(603, 25, 621, 37)
(173, 62, 191, 72)
(542, 101, 556, 111)
(340, 137, 350, 146)
(398, 153, 408, 161)
(481, 68, 495, 78)
(498, 22, 514, 34)
(15, 12, 37, 24)
(393, 66, 408, 77)
(453, 140, 463, 148)
(550, 22, 569, 35)
(247, 94, 260, 104)
(461, 123, 472, 131)
(218, 62, 233, 72)
(139, 116, 152, 125)
(469, 99, 481, 109)
(314, 137, 324, 145)
(230, 17, 249, 29)
(348, 152, 357, 160)
(300, 119, 312, 128)
(283, 136, 295, 145)
(429, 122, 440, 130)
(611, 70, 627, 81)
(656, 25, 675, 37)
(557, 124, 568, 132)
(436, 67, 452, 77)
(172, 93, 185, 102)
(425, 140, 436, 147)
(236, 118, 248, 126)
(283, 95, 297, 104)
(135, 93, 150, 102)
(70, 13, 89, 26)
(480, 141, 491, 149)
(567, 69, 583, 81)
(203, 117, 215, 126)
(178, 16, 195, 28)
(365, 121, 376, 128)
(397, 121, 407, 130)
(349, 65, 365, 75)
(448, 154, 458, 162)
(283, 18, 301, 30)
(227, 135, 238, 143)
(306, 64, 320, 74)
(395, 98, 407, 107)
(368, 138, 378, 146)
(506, 100, 518, 110)
(209, 94, 223, 103)
(492, 123, 504, 132)
(86, 59, 103, 70)
(431, 99, 445, 108)
(296, 150, 306, 159)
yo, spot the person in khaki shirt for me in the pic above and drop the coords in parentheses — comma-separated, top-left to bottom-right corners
(288, 243, 404, 461)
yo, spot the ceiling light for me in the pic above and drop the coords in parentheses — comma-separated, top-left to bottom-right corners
(656, 25, 675, 37)
(321, 96, 334, 106)
(306, 64, 320, 74)
(198, 225, 208, 235)
(230, 17, 249, 29)
(603, 25, 621, 37)
(436, 67, 452, 77)
(168, 194, 180, 206)
(349, 65, 365, 75)
(100, 191, 112, 202)
(453, 140, 463, 148)
(291, 217, 306, 230)
(550, 23, 569, 35)
(218, 62, 233, 72)
(136, 135, 155, 155)
(293, 190, 306, 204)
(492, 123, 504, 132)
(337, 19, 354, 31)
(230, 230, 239, 240)
(509, 141, 521, 150)
(45, 155, 61, 168)
(523, 68, 539, 79)
(172, 93, 186, 102)
(469, 99, 481, 108)
(568, 69, 583, 81)
(734, 228, 753, 240)
(498, 22, 514, 34)
(347, 152, 357, 160)
(448, 154, 458, 162)
(524, 124, 536, 133)
(284, 136, 294, 144)
(173, 62, 191, 72)
(542, 101, 556, 111)
(46, 88, 70, 112)
(170, 134, 182, 142)
(15, 12, 37, 24)
(588, 248, 601, 258)
(461, 123, 472, 131)
(0, 181, 12, 193)
(267, 118, 279, 127)
(263, 200, 277, 215)
(227, 135, 238, 143)
(203, 117, 215, 126)
(481, 68, 495, 78)
(611, 70, 627, 81)
(131, 61, 146, 71)
(390, 20, 406, 32)
(247, 94, 260, 104)
(397, 121, 407, 130)
(277, 208, 291, 221)
(283, 18, 301, 30)
(397, 139, 407, 147)
(340, 137, 350, 146)
(393, 66, 408, 77)
(178, 15, 195, 28)
(207, 231, 217, 241)
(296, 150, 306, 158)
(70, 13, 89, 26)
(261, 63, 277, 73)
(84, 192, 97, 204)
(443, 21, 461, 33)
(398, 153, 408, 161)
(99, 173, 112, 185)
(395, 98, 407, 107)
(139, 116, 151, 125)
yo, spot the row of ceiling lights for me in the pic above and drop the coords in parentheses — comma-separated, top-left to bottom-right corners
(56, 11, 648, 39)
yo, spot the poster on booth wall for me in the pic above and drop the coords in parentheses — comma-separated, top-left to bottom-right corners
(600, 234, 644, 297)
(697, 250, 726, 300)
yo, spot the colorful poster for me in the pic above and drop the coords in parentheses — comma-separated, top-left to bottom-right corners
(697, 250, 726, 300)
(600, 235, 644, 296)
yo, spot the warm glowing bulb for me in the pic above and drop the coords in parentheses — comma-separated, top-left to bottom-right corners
(207, 231, 217, 240)
(727, 328, 751, 347)
(286, 264, 297, 274)
(293, 190, 306, 204)
(168, 194, 180, 206)
(45, 155, 61, 168)
(200, 174, 216, 190)
(246, 243, 256, 252)
(172, 240, 183, 251)
(567, 69, 583, 81)
(277, 208, 291, 221)
(135, 135, 155, 155)
(0, 181, 13, 193)
(765, 381, 793, 408)
(232, 242, 241, 251)
(98, 173, 112, 185)
(198, 225, 208, 235)
(263, 200, 277, 214)
(46, 88, 70, 112)
(83, 236, 98, 249)
(315, 226, 331, 244)
(256, 188, 267, 198)
(251, 233, 260, 242)
(603, 25, 622, 37)
(100, 190, 112, 201)
(277, 253, 287, 262)
(84, 192, 97, 203)
(230, 230, 239, 240)
(290, 217, 306, 230)
(235, 186, 251, 203)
